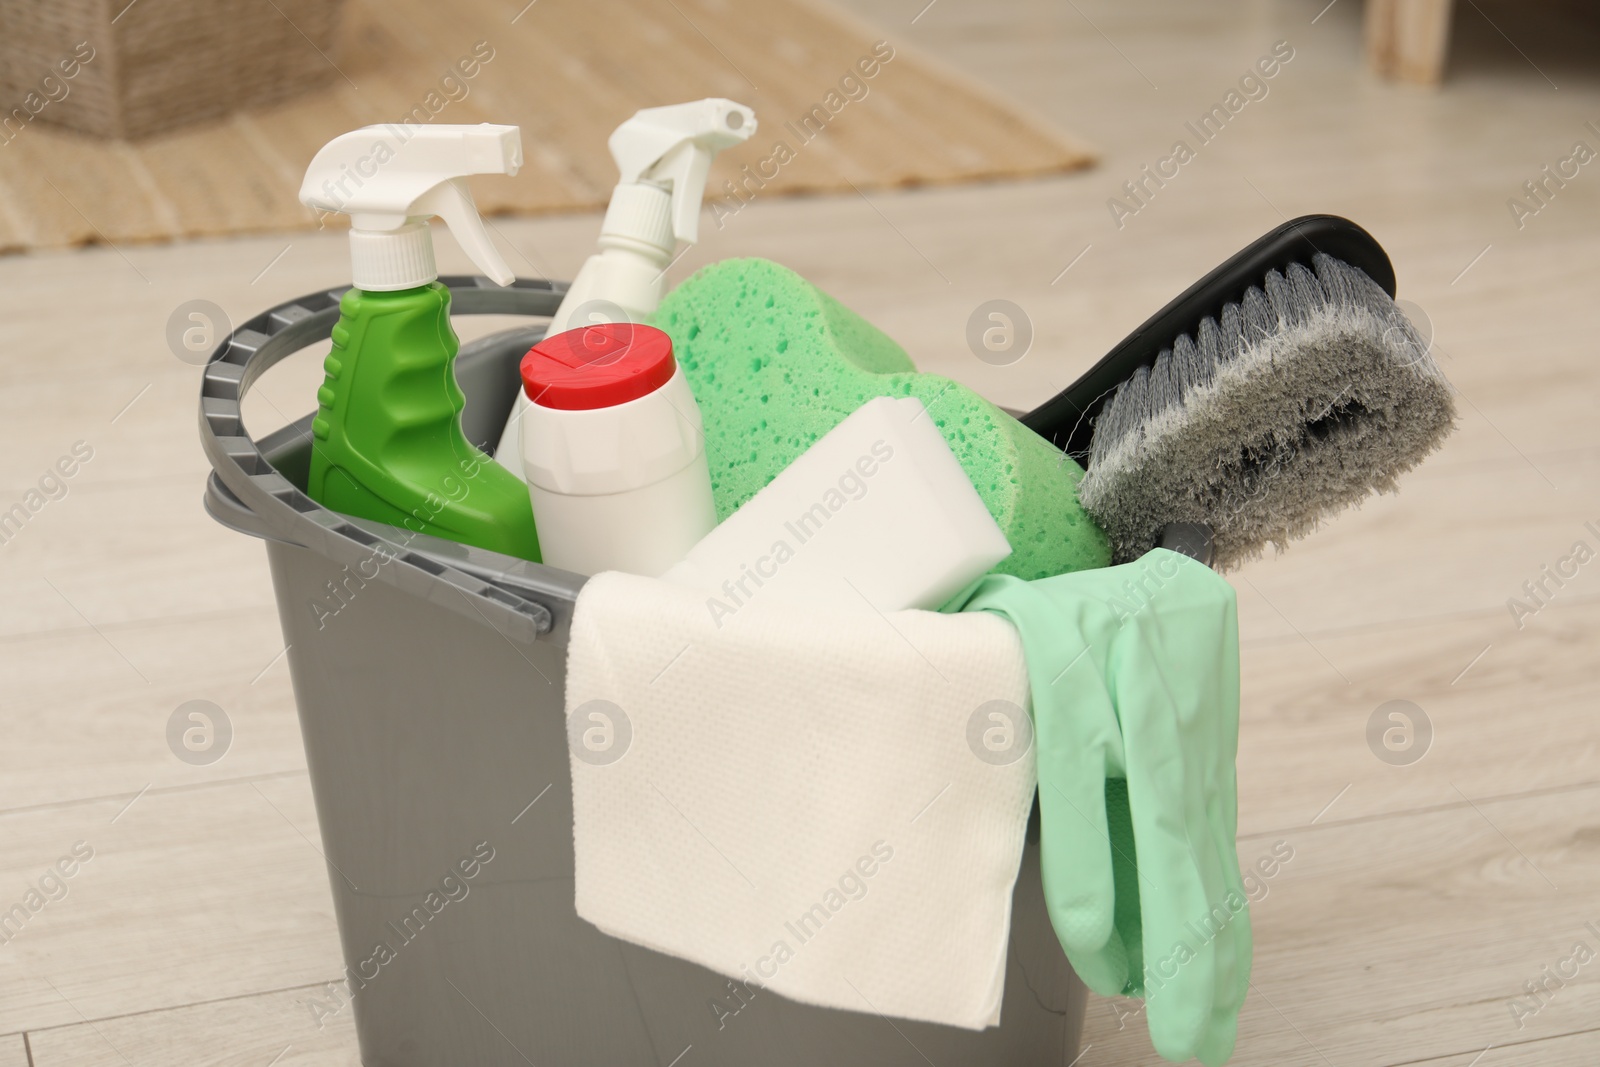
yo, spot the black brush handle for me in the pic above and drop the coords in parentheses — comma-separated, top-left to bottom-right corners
(1022, 214, 1396, 464)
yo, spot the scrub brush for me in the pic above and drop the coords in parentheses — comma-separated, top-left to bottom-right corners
(1022, 215, 1456, 569)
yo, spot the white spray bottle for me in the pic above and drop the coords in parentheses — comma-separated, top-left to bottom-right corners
(492, 97, 756, 479)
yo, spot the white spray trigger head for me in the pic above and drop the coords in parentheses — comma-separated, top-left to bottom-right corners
(608, 99, 756, 246)
(300, 124, 523, 289)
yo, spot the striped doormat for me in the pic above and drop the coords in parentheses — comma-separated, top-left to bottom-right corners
(0, 0, 1094, 253)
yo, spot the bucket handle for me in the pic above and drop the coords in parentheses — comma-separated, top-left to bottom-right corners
(198, 277, 580, 644)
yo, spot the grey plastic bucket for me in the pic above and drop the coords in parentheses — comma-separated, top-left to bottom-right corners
(199, 277, 1088, 1066)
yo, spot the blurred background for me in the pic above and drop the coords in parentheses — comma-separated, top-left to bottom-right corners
(0, 0, 1597, 1063)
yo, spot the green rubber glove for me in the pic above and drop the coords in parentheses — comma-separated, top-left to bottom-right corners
(946, 549, 1248, 1065)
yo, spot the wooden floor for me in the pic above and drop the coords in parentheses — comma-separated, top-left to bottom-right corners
(2, 0, 1598, 1064)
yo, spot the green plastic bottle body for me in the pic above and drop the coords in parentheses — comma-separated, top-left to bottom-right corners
(307, 283, 541, 561)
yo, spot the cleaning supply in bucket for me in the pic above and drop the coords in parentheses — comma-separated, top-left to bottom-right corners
(662, 395, 1010, 614)
(493, 98, 756, 480)
(948, 550, 1248, 1067)
(518, 322, 715, 576)
(298, 123, 541, 560)
(1021, 215, 1456, 569)
(652, 258, 1112, 580)
(565, 569, 1037, 1030)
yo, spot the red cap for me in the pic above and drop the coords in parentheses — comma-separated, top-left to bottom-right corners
(519, 323, 676, 410)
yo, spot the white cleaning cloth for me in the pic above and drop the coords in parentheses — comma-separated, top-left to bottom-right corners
(566, 570, 1037, 1030)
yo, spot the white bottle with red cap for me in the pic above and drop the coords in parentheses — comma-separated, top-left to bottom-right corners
(518, 322, 716, 577)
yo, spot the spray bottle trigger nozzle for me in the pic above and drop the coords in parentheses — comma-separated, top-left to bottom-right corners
(299, 123, 522, 290)
(607, 99, 756, 250)
(652, 142, 715, 245)
(414, 179, 513, 286)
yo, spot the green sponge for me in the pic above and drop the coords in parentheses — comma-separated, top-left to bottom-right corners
(651, 258, 1111, 580)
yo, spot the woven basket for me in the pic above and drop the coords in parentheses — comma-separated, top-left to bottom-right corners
(0, 0, 347, 140)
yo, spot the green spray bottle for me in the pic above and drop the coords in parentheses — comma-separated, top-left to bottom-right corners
(298, 123, 540, 560)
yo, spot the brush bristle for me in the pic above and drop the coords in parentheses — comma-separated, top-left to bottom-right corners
(1079, 253, 1457, 569)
